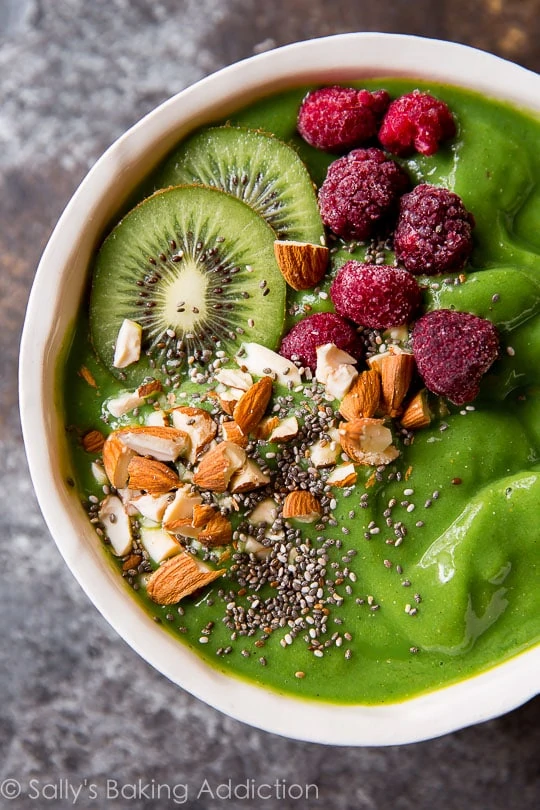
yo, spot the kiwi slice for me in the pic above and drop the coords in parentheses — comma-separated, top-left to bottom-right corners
(153, 126, 324, 244)
(89, 185, 286, 382)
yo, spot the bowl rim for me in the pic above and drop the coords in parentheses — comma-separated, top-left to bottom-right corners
(19, 32, 540, 746)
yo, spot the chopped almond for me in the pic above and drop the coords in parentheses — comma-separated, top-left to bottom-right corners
(221, 420, 249, 448)
(193, 441, 246, 492)
(162, 485, 203, 530)
(236, 343, 301, 386)
(254, 415, 280, 440)
(268, 415, 299, 442)
(326, 463, 357, 487)
(339, 369, 381, 420)
(192, 504, 232, 546)
(233, 376, 273, 435)
(217, 389, 242, 415)
(339, 418, 400, 466)
(214, 368, 254, 390)
(113, 318, 142, 368)
(146, 552, 225, 605)
(170, 406, 217, 464)
(98, 495, 133, 556)
(117, 425, 189, 463)
(82, 429, 105, 454)
(102, 434, 136, 489)
(282, 490, 322, 523)
(229, 458, 271, 493)
(130, 492, 172, 523)
(139, 526, 181, 563)
(368, 352, 415, 417)
(127, 456, 180, 494)
(273, 240, 329, 290)
(400, 389, 432, 430)
(248, 498, 279, 525)
(309, 431, 341, 468)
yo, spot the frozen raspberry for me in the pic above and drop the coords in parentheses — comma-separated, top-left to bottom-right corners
(394, 184, 475, 275)
(318, 148, 410, 241)
(297, 86, 390, 151)
(279, 312, 362, 371)
(378, 90, 456, 156)
(330, 261, 422, 329)
(412, 309, 499, 405)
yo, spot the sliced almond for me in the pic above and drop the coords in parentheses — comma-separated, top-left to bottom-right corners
(326, 462, 358, 487)
(273, 240, 329, 291)
(339, 418, 400, 466)
(282, 490, 322, 523)
(214, 368, 254, 390)
(127, 456, 180, 494)
(192, 504, 232, 547)
(139, 526, 181, 563)
(146, 552, 225, 605)
(400, 389, 432, 430)
(82, 429, 105, 454)
(193, 441, 247, 492)
(229, 458, 271, 493)
(368, 351, 415, 417)
(117, 425, 189, 463)
(102, 434, 136, 489)
(98, 495, 133, 556)
(268, 415, 299, 442)
(130, 492, 172, 523)
(233, 376, 273, 435)
(243, 537, 272, 558)
(236, 343, 301, 386)
(170, 406, 217, 464)
(113, 318, 142, 368)
(254, 415, 280, 440)
(339, 369, 381, 420)
(162, 485, 203, 530)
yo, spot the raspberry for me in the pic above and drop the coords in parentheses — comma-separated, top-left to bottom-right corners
(318, 148, 410, 241)
(297, 86, 390, 152)
(279, 312, 362, 371)
(394, 184, 475, 275)
(330, 261, 422, 329)
(412, 309, 499, 405)
(378, 90, 456, 156)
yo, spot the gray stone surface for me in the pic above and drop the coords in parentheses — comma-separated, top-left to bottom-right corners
(1, 1, 540, 808)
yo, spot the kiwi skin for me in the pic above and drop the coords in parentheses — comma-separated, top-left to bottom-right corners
(152, 125, 325, 245)
(89, 184, 287, 386)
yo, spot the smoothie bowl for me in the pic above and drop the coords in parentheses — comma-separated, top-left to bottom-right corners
(19, 33, 540, 746)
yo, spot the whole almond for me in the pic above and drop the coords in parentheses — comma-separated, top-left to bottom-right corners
(127, 456, 180, 494)
(339, 369, 381, 420)
(146, 552, 225, 605)
(233, 376, 273, 435)
(274, 240, 329, 291)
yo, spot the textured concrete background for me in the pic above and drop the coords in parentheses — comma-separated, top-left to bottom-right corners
(2, 1, 540, 808)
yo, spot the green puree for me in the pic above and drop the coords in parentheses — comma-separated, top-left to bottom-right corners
(62, 79, 540, 704)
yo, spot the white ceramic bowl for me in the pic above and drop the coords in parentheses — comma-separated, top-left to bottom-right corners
(20, 33, 540, 746)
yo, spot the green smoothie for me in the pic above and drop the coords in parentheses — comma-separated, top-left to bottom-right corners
(62, 79, 540, 704)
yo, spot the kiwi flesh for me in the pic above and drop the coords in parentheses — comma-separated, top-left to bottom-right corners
(89, 185, 286, 383)
(152, 126, 325, 245)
